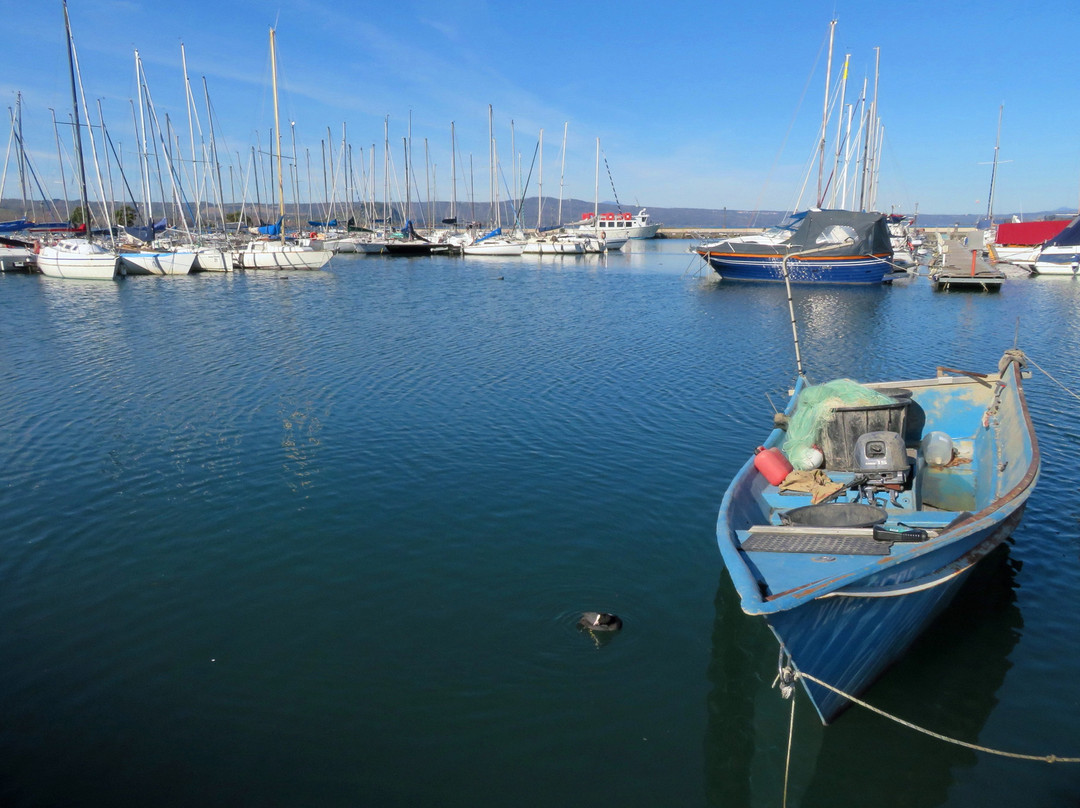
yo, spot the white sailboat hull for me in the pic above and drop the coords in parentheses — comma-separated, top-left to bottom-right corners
(235, 240, 331, 270)
(37, 239, 118, 280)
(523, 240, 585, 255)
(192, 247, 233, 272)
(120, 251, 198, 276)
(463, 239, 524, 256)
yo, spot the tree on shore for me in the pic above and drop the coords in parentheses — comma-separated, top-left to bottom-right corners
(114, 205, 137, 227)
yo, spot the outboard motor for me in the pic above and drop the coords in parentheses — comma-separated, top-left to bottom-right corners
(853, 431, 909, 506)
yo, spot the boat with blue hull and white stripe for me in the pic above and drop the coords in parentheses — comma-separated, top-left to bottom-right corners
(716, 350, 1039, 723)
(695, 209, 894, 284)
(1032, 213, 1080, 275)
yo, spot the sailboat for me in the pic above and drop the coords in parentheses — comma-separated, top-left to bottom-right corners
(236, 28, 330, 271)
(695, 22, 894, 284)
(117, 48, 198, 277)
(463, 107, 527, 256)
(37, 1, 118, 281)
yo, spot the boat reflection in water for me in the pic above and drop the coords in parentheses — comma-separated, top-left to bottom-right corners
(704, 543, 1022, 807)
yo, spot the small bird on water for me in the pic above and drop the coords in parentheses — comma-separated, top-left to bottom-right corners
(578, 612, 622, 632)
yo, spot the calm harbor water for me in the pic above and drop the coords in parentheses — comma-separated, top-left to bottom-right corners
(0, 240, 1077, 806)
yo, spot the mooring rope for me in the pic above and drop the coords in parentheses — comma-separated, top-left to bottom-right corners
(790, 669, 1080, 764)
(783, 691, 796, 808)
(1026, 354, 1080, 403)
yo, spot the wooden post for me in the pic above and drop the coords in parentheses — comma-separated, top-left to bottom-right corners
(971, 249, 977, 277)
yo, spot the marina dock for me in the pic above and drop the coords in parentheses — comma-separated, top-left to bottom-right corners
(930, 234, 1006, 291)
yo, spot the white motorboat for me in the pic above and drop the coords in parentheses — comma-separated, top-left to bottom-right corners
(0, 241, 35, 272)
(573, 208, 660, 240)
(988, 219, 1069, 272)
(1026, 216, 1080, 275)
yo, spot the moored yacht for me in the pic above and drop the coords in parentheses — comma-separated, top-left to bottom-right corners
(573, 208, 660, 240)
(694, 209, 893, 284)
(37, 238, 118, 280)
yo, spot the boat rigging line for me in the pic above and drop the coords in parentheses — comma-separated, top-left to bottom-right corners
(773, 655, 1080, 764)
(601, 148, 622, 213)
(780, 238, 854, 379)
(1025, 353, 1080, 403)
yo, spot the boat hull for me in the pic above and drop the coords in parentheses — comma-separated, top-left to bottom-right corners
(119, 251, 198, 276)
(37, 240, 118, 280)
(234, 241, 331, 270)
(463, 240, 524, 256)
(700, 252, 893, 284)
(988, 243, 1040, 267)
(767, 504, 1024, 722)
(0, 246, 35, 272)
(192, 247, 233, 272)
(384, 241, 451, 256)
(1032, 247, 1079, 275)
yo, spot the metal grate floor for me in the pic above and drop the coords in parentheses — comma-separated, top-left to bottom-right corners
(741, 530, 890, 555)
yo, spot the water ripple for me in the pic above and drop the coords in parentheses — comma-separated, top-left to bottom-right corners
(1, 247, 1078, 806)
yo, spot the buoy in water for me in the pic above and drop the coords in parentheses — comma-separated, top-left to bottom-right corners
(578, 612, 622, 632)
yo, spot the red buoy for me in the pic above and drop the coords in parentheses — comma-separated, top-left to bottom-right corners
(754, 446, 793, 485)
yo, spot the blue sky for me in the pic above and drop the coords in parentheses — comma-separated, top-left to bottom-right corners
(3, 0, 1079, 217)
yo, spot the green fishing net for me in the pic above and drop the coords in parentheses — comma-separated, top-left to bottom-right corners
(782, 379, 895, 469)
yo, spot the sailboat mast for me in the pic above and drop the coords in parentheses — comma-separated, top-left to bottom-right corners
(487, 104, 494, 227)
(829, 54, 849, 208)
(450, 121, 456, 223)
(537, 127, 543, 230)
(270, 27, 285, 243)
(382, 116, 389, 228)
(202, 77, 227, 232)
(407, 112, 413, 225)
(857, 75, 870, 212)
(134, 51, 154, 225)
(180, 43, 204, 232)
(986, 103, 1003, 224)
(593, 137, 599, 223)
(291, 122, 300, 230)
(49, 107, 71, 221)
(96, 100, 115, 229)
(558, 122, 567, 226)
(403, 137, 410, 229)
(866, 47, 880, 210)
(62, 0, 89, 226)
(15, 93, 27, 215)
(817, 18, 835, 207)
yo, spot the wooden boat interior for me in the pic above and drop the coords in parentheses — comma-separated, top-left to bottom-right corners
(725, 365, 1033, 598)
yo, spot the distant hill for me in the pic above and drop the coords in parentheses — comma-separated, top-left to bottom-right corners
(1, 197, 1073, 231)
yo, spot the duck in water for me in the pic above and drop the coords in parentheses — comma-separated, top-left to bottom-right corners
(578, 612, 622, 632)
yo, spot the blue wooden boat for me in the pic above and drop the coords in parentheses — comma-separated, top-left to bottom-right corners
(695, 209, 894, 284)
(717, 351, 1039, 723)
